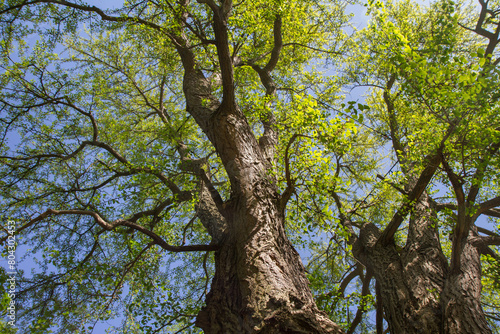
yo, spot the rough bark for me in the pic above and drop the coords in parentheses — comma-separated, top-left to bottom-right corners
(441, 233, 492, 334)
(177, 2, 345, 332)
(196, 189, 342, 333)
(353, 223, 418, 333)
(399, 194, 448, 333)
(360, 85, 493, 333)
(353, 193, 490, 334)
(193, 104, 343, 333)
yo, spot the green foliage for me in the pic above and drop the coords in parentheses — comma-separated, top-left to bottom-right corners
(0, 0, 355, 332)
(0, 0, 499, 332)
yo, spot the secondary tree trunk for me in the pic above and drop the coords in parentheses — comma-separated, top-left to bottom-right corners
(353, 194, 491, 334)
(441, 233, 492, 333)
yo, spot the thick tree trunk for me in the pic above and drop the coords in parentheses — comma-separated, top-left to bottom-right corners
(354, 223, 422, 333)
(180, 4, 343, 331)
(399, 195, 448, 333)
(353, 195, 490, 334)
(196, 196, 342, 333)
(195, 108, 343, 333)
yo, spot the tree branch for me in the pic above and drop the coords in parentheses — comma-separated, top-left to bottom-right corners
(347, 271, 373, 334)
(1, 0, 168, 34)
(437, 202, 500, 219)
(378, 152, 442, 246)
(2, 209, 218, 252)
(263, 16, 283, 74)
(378, 120, 458, 246)
(466, 141, 500, 206)
(474, 195, 500, 220)
(471, 234, 500, 246)
(279, 134, 298, 209)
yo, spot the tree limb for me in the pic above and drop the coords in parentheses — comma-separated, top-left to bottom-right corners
(378, 152, 442, 246)
(473, 195, 500, 221)
(2, 209, 218, 252)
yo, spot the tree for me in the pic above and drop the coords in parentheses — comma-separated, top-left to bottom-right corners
(319, 0, 500, 332)
(1, 0, 499, 334)
(0, 0, 351, 332)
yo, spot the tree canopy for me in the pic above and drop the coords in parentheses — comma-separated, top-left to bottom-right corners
(0, 0, 499, 333)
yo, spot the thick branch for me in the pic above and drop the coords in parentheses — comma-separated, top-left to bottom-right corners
(475, 0, 497, 40)
(378, 152, 442, 246)
(471, 234, 500, 246)
(378, 120, 458, 246)
(263, 16, 283, 74)
(204, 0, 235, 107)
(474, 196, 500, 220)
(466, 141, 500, 206)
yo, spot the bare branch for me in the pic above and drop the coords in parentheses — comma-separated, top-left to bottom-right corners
(467, 142, 500, 206)
(476, 226, 500, 238)
(279, 134, 298, 209)
(0, 0, 172, 36)
(263, 16, 283, 74)
(471, 234, 500, 246)
(474, 195, 500, 220)
(339, 265, 363, 298)
(437, 203, 500, 219)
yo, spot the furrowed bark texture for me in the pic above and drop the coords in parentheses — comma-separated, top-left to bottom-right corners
(399, 194, 448, 333)
(176, 2, 345, 331)
(441, 232, 492, 333)
(360, 86, 493, 332)
(194, 107, 343, 333)
(353, 193, 492, 334)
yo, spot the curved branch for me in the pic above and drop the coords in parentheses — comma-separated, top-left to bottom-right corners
(1, 0, 165, 32)
(263, 16, 282, 73)
(339, 265, 363, 298)
(3, 209, 218, 252)
(279, 134, 298, 209)
(378, 152, 442, 246)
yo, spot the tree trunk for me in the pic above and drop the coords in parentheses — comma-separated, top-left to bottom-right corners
(180, 5, 343, 331)
(353, 195, 490, 334)
(195, 107, 343, 333)
(399, 194, 448, 333)
(196, 196, 343, 333)
(441, 234, 492, 333)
